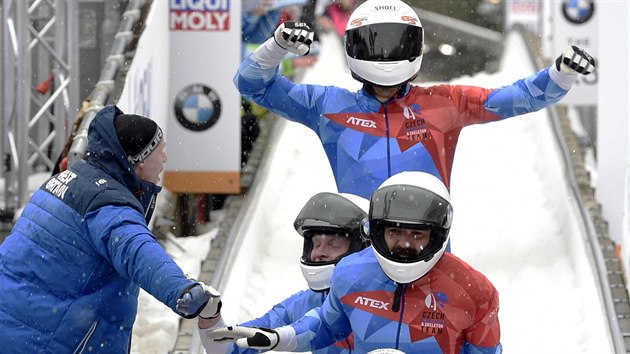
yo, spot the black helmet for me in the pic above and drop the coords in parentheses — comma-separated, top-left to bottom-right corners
(366, 172, 452, 283)
(294, 192, 369, 291)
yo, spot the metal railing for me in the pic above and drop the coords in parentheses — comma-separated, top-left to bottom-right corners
(1, 0, 79, 211)
(66, 0, 147, 166)
(519, 26, 629, 353)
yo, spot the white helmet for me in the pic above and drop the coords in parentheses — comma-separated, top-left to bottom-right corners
(365, 172, 452, 284)
(367, 349, 406, 354)
(294, 192, 370, 291)
(344, 0, 424, 86)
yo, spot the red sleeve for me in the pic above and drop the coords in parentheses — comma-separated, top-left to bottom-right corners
(452, 85, 502, 126)
(465, 285, 501, 347)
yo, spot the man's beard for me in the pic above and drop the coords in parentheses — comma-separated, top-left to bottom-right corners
(391, 247, 420, 259)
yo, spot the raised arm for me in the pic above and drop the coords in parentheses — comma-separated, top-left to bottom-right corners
(484, 45, 596, 119)
(233, 22, 328, 128)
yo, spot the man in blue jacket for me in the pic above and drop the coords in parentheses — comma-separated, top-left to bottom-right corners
(198, 191, 369, 353)
(0, 105, 219, 353)
(233, 0, 596, 199)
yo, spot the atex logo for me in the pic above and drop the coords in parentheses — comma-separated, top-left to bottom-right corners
(355, 296, 389, 310)
(347, 116, 377, 128)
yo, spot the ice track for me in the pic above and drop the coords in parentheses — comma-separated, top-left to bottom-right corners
(219, 31, 613, 353)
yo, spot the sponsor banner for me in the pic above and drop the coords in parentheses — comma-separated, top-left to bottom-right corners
(166, 0, 241, 193)
(595, 1, 629, 282)
(552, 0, 598, 105)
(504, 0, 541, 33)
(117, 2, 170, 131)
(169, 0, 231, 31)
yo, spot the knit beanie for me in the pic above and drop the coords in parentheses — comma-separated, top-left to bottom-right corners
(114, 114, 164, 164)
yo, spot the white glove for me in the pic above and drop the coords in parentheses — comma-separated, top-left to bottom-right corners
(198, 284, 222, 319)
(208, 326, 279, 351)
(555, 45, 596, 75)
(274, 21, 315, 56)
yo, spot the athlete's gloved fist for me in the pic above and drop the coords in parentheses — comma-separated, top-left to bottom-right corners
(175, 282, 220, 319)
(555, 45, 596, 75)
(208, 325, 279, 350)
(198, 285, 222, 319)
(274, 21, 314, 56)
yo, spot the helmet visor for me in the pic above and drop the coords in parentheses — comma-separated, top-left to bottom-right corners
(294, 192, 367, 235)
(345, 23, 423, 62)
(370, 185, 453, 229)
(370, 220, 448, 264)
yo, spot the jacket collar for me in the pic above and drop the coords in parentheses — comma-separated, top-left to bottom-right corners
(85, 105, 162, 219)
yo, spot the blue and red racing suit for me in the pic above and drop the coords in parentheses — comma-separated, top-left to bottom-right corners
(287, 248, 501, 353)
(234, 38, 576, 199)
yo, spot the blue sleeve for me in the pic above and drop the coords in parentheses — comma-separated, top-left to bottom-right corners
(216, 290, 324, 354)
(289, 287, 352, 351)
(240, 291, 312, 328)
(462, 342, 502, 354)
(484, 66, 569, 118)
(84, 205, 192, 313)
(234, 56, 327, 131)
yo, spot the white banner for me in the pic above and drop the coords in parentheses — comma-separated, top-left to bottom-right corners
(552, 0, 598, 105)
(164, 0, 242, 193)
(504, 0, 541, 33)
(117, 2, 170, 130)
(596, 0, 629, 281)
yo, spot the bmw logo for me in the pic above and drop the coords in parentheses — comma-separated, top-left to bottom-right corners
(174, 84, 222, 131)
(561, 0, 595, 25)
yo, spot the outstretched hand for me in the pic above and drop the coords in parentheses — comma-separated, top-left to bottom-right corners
(274, 21, 315, 56)
(175, 282, 220, 319)
(555, 46, 596, 75)
(207, 325, 280, 350)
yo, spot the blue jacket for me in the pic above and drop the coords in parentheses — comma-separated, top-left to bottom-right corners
(0, 106, 195, 353)
(234, 46, 572, 198)
(288, 248, 501, 353)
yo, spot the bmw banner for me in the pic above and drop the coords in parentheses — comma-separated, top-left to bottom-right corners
(164, 0, 241, 193)
(551, 0, 598, 105)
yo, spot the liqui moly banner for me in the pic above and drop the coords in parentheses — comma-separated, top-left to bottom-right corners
(164, 0, 242, 193)
(170, 0, 231, 30)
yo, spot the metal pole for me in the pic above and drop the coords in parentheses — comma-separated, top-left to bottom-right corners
(52, 0, 66, 160)
(16, 0, 30, 207)
(65, 0, 80, 144)
(2, 0, 14, 209)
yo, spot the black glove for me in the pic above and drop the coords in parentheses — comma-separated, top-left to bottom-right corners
(555, 45, 596, 75)
(207, 325, 280, 350)
(274, 21, 315, 56)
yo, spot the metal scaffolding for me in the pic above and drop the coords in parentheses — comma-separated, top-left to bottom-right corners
(1, 0, 80, 213)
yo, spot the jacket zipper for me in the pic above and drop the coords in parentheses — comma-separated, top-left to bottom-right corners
(383, 102, 392, 178)
(393, 283, 407, 350)
(73, 320, 98, 354)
